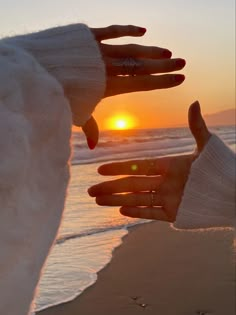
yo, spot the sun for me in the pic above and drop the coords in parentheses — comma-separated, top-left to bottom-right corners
(106, 114, 138, 130)
(115, 119, 128, 129)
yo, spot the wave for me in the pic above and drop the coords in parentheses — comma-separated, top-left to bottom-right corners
(71, 126, 235, 165)
(71, 143, 195, 165)
(73, 135, 191, 149)
(56, 221, 142, 246)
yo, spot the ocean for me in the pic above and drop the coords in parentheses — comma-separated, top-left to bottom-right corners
(35, 125, 236, 312)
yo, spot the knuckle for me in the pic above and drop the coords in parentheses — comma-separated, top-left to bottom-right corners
(169, 59, 175, 70)
(109, 24, 117, 30)
(162, 59, 173, 71)
(149, 46, 159, 58)
(127, 24, 135, 31)
(109, 25, 119, 35)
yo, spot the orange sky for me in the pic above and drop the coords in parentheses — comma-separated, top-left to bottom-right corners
(91, 1, 235, 129)
(1, 0, 235, 130)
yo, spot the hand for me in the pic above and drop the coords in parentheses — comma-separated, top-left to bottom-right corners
(91, 25, 186, 97)
(88, 101, 211, 222)
(82, 25, 186, 149)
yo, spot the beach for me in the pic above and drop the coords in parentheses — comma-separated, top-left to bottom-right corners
(38, 221, 235, 315)
(34, 126, 236, 314)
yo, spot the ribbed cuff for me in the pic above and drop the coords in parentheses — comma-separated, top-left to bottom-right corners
(4, 24, 106, 126)
(174, 135, 236, 230)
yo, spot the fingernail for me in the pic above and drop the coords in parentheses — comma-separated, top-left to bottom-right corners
(175, 59, 186, 68)
(174, 74, 185, 83)
(138, 27, 146, 33)
(87, 138, 96, 150)
(162, 49, 172, 58)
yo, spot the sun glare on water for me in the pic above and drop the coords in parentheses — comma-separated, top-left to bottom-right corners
(106, 114, 138, 130)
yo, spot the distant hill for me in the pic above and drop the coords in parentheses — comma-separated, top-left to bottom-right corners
(204, 108, 235, 126)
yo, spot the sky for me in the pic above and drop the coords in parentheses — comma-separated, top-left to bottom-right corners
(0, 0, 235, 129)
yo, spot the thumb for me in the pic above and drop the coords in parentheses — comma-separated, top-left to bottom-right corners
(82, 116, 99, 150)
(188, 101, 211, 152)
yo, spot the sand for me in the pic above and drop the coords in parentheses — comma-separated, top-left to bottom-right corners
(37, 221, 235, 315)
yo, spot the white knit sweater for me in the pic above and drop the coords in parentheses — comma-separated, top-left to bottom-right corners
(0, 24, 105, 315)
(4, 23, 106, 126)
(174, 135, 236, 233)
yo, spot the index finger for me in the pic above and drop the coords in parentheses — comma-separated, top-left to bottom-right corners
(101, 43, 172, 59)
(98, 158, 171, 176)
(91, 25, 146, 41)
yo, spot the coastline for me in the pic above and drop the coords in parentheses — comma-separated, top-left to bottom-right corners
(37, 221, 235, 315)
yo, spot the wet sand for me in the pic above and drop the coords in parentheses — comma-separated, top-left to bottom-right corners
(38, 221, 235, 315)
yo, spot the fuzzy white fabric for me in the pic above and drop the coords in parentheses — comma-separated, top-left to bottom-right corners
(174, 135, 236, 232)
(0, 24, 106, 315)
(0, 42, 72, 315)
(4, 23, 106, 126)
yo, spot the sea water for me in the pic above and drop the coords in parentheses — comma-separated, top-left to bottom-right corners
(35, 126, 236, 311)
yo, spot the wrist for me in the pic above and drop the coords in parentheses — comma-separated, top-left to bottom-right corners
(174, 135, 236, 230)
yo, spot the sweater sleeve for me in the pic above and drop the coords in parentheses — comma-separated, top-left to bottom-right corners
(3, 23, 106, 126)
(0, 42, 71, 315)
(173, 135, 236, 230)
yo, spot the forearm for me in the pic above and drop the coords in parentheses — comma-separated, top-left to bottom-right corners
(174, 135, 236, 230)
(0, 42, 71, 315)
(3, 23, 106, 126)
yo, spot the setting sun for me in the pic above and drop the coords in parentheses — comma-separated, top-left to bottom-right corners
(115, 119, 127, 129)
(105, 113, 138, 130)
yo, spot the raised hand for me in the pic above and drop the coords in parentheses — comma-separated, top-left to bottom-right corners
(82, 25, 186, 148)
(91, 25, 186, 97)
(88, 101, 211, 222)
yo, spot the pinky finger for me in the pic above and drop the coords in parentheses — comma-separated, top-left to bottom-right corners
(105, 74, 185, 97)
(120, 206, 170, 221)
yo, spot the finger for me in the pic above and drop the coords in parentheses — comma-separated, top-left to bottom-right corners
(105, 74, 185, 97)
(106, 57, 186, 76)
(101, 43, 172, 59)
(82, 116, 99, 150)
(95, 192, 163, 207)
(98, 158, 171, 176)
(188, 101, 211, 152)
(91, 25, 146, 41)
(120, 206, 169, 221)
(88, 176, 162, 197)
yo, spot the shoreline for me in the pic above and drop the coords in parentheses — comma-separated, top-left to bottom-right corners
(36, 222, 141, 313)
(37, 221, 235, 315)
(36, 225, 131, 312)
